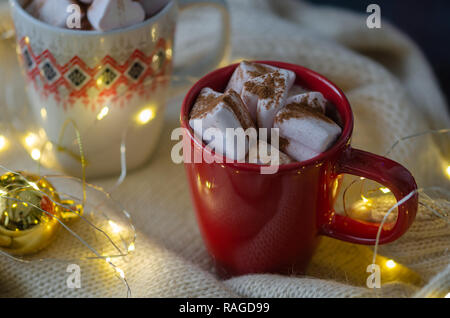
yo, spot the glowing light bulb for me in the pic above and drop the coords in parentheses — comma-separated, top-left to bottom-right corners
(97, 106, 109, 121)
(446, 165, 450, 178)
(128, 242, 135, 252)
(205, 181, 212, 189)
(96, 78, 103, 86)
(116, 267, 125, 279)
(136, 108, 155, 125)
(31, 149, 41, 161)
(25, 133, 38, 147)
(166, 48, 173, 59)
(380, 187, 391, 194)
(386, 259, 396, 269)
(40, 108, 47, 119)
(109, 220, 121, 234)
(0, 135, 6, 150)
(361, 195, 370, 204)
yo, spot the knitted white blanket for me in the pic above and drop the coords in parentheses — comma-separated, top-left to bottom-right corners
(0, 0, 449, 297)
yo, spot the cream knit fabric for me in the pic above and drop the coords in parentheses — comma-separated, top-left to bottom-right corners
(0, 0, 449, 298)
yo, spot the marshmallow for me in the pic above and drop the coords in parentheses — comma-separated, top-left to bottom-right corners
(226, 61, 277, 95)
(26, 0, 78, 28)
(189, 88, 256, 161)
(288, 84, 308, 97)
(247, 140, 294, 165)
(241, 69, 295, 129)
(88, 0, 146, 31)
(286, 91, 328, 113)
(138, 0, 169, 17)
(274, 103, 341, 161)
(280, 137, 320, 162)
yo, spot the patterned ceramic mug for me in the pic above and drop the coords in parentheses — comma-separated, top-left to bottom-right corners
(9, 0, 230, 178)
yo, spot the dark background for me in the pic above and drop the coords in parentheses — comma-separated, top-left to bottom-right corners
(309, 0, 450, 106)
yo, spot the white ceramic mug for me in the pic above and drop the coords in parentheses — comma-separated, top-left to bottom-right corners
(9, 0, 230, 178)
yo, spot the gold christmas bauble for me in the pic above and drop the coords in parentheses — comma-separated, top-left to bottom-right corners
(0, 172, 62, 255)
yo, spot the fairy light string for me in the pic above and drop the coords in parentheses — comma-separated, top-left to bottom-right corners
(338, 128, 449, 297)
(0, 109, 135, 296)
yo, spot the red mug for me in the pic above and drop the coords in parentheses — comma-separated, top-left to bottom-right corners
(180, 61, 418, 276)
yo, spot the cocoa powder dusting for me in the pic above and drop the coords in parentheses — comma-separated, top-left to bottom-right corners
(223, 90, 255, 130)
(190, 90, 222, 120)
(190, 89, 255, 130)
(275, 102, 335, 124)
(279, 137, 290, 152)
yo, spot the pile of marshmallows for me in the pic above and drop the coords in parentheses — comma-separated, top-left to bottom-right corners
(189, 61, 342, 165)
(24, 0, 169, 31)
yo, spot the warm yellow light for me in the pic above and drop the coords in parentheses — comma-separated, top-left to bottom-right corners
(29, 182, 40, 191)
(380, 187, 391, 194)
(97, 106, 109, 121)
(136, 108, 155, 125)
(105, 257, 111, 263)
(39, 128, 46, 138)
(116, 267, 125, 279)
(31, 149, 41, 161)
(446, 165, 450, 178)
(166, 48, 173, 59)
(40, 108, 47, 119)
(96, 78, 103, 86)
(11, 203, 17, 208)
(25, 133, 38, 147)
(128, 242, 135, 252)
(205, 181, 212, 189)
(445, 292, 450, 298)
(0, 189, 7, 196)
(386, 259, 396, 269)
(361, 195, 370, 204)
(108, 220, 121, 234)
(0, 135, 6, 150)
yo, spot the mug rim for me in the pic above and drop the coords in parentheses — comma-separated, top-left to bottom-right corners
(9, 0, 175, 36)
(180, 60, 354, 172)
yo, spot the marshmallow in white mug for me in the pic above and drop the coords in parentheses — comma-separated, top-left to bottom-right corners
(274, 103, 341, 161)
(286, 91, 328, 113)
(241, 69, 295, 129)
(88, 0, 146, 31)
(226, 61, 276, 95)
(189, 88, 256, 161)
(26, 0, 79, 28)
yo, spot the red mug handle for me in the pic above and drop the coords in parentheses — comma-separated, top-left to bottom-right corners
(321, 147, 418, 245)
